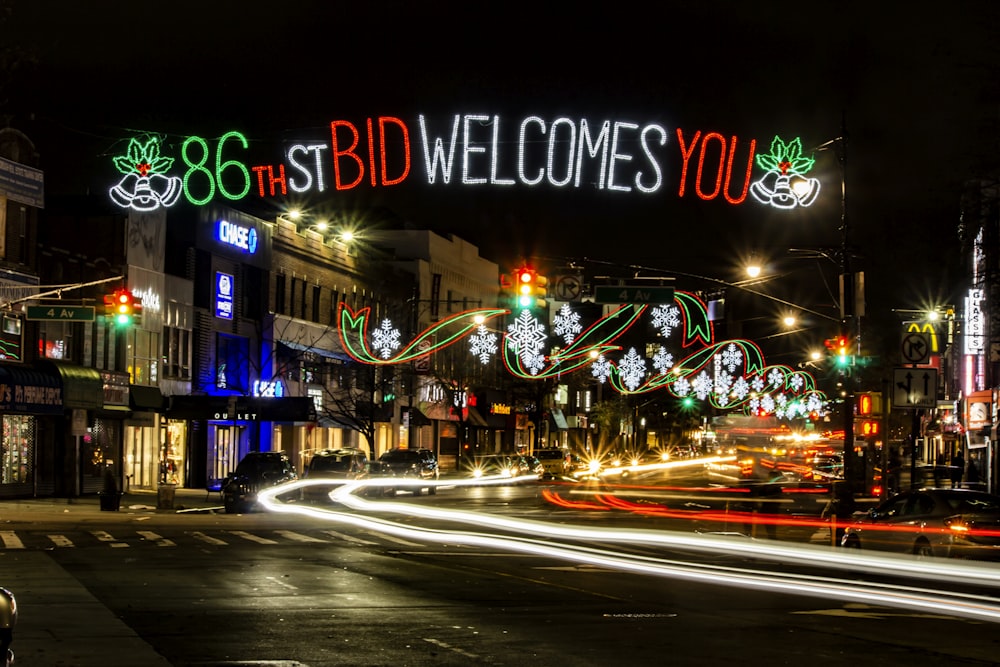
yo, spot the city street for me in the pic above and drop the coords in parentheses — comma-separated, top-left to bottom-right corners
(3, 483, 1000, 666)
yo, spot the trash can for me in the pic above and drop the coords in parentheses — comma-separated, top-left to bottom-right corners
(99, 491, 122, 511)
(157, 483, 177, 510)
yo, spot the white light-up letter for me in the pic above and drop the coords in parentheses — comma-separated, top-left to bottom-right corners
(418, 114, 461, 185)
(287, 144, 328, 193)
(575, 119, 610, 188)
(608, 121, 639, 192)
(546, 117, 576, 187)
(518, 116, 546, 186)
(462, 114, 490, 185)
(635, 124, 668, 193)
(489, 115, 515, 186)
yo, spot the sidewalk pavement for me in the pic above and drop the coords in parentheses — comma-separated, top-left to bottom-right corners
(1, 488, 223, 666)
(1, 487, 225, 521)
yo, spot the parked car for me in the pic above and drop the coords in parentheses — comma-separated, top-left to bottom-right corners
(370, 448, 439, 496)
(467, 454, 540, 481)
(301, 448, 369, 502)
(222, 451, 298, 514)
(841, 488, 1000, 559)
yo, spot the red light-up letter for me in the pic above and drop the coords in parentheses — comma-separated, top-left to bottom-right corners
(675, 129, 701, 197)
(330, 120, 364, 190)
(379, 116, 411, 186)
(695, 132, 726, 200)
(723, 136, 755, 204)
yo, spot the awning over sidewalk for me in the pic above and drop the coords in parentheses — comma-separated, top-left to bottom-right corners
(166, 395, 317, 422)
(130, 385, 165, 412)
(35, 359, 102, 410)
(0, 363, 63, 415)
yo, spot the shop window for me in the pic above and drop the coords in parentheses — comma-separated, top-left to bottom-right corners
(216, 333, 250, 392)
(1, 415, 34, 484)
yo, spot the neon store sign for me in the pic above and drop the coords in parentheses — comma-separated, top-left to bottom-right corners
(108, 114, 821, 212)
(216, 219, 258, 254)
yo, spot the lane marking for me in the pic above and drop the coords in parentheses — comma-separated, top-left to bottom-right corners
(190, 531, 228, 546)
(47, 534, 74, 548)
(274, 530, 328, 543)
(90, 530, 129, 547)
(320, 530, 379, 546)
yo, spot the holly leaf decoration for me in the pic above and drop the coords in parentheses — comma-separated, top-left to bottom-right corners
(112, 137, 175, 176)
(754, 136, 815, 175)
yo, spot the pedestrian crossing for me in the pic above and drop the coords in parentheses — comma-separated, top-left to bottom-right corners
(0, 527, 431, 551)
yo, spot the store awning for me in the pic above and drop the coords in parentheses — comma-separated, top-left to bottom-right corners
(278, 341, 352, 362)
(130, 385, 165, 412)
(0, 363, 63, 415)
(35, 360, 102, 410)
(466, 406, 488, 427)
(166, 395, 317, 422)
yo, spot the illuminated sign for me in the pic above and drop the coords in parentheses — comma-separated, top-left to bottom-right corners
(108, 117, 821, 212)
(216, 220, 258, 254)
(965, 288, 985, 355)
(253, 379, 285, 397)
(215, 272, 234, 320)
(491, 402, 512, 415)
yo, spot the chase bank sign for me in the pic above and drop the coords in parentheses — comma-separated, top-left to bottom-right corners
(216, 219, 258, 254)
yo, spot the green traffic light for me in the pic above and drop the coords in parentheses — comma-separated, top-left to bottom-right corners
(115, 314, 131, 326)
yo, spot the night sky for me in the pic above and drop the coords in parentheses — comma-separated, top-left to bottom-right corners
(3, 1, 999, 327)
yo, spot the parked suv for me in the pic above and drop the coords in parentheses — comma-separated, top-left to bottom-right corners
(222, 451, 297, 514)
(371, 448, 439, 496)
(301, 448, 369, 502)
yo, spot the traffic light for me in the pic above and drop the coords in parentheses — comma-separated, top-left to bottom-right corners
(824, 335, 852, 368)
(856, 419, 880, 437)
(856, 392, 882, 416)
(105, 289, 136, 326)
(514, 266, 548, 310)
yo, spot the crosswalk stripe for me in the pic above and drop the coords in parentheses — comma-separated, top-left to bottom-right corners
(228, 530, 279, 545)
(0, 531, 24, 549)
(47, 534, 74, 548)
(137, 530, 176, 547)
(190, 531, 228, 546)
(320, 530, 380, 546)
(90, 530, 129, 547)
(274, 530, 328, 543)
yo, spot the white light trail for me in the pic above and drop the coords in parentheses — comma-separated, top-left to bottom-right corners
(258, 478, 1000, 623)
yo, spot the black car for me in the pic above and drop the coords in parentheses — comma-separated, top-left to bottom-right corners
(222, 451, 298, 514)
(370, 448, 439, 496)
(842, 488, 1000, 559)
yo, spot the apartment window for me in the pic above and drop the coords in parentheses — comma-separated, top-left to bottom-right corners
(311, 284, 321, 322)
(274, 274, 286, 314)
(162, 326, 191, 380)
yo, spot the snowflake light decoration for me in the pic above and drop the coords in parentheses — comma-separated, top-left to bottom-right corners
(619, 347, 647, 391)
(719, 343, 743, 373)
(591, 354, 612, 383)
(552, 304, 583, 344)
(469, 325, 498, 364)
(651, 304, 681, 338)
(652, 346, 673, 375)
(506, 310, 547, 366)
(372, 319, 402, 359)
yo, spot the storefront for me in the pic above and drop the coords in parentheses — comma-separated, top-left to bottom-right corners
(0, 363, 63, 498)
(166, 394, 316, 489)
(125, 384, 166, 489)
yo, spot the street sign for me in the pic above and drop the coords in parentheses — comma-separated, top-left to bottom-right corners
(25, 305, 96, 322)
(553, 274, 583, 301)
(900, 331, 930, 364)
(594, 285, 675, 304)
(892, 367, 937, 409)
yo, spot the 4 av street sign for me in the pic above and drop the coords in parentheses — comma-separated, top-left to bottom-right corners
(593, 285, 675, 304)
(892, 367, 937, 409)
(25, 305, 96, 322)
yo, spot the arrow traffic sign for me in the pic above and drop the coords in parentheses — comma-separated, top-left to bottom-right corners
(900, 331, 930, 364)
(593, 285, 675, 304)
(892, 367, 937, 409)
(25, 305, 96, 322)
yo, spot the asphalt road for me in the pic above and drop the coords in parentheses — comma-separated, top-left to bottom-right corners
(3, 481, 1000, 666)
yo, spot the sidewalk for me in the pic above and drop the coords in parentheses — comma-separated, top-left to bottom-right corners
(0, 487, 225, 521)
(0, 489, 222, 666)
